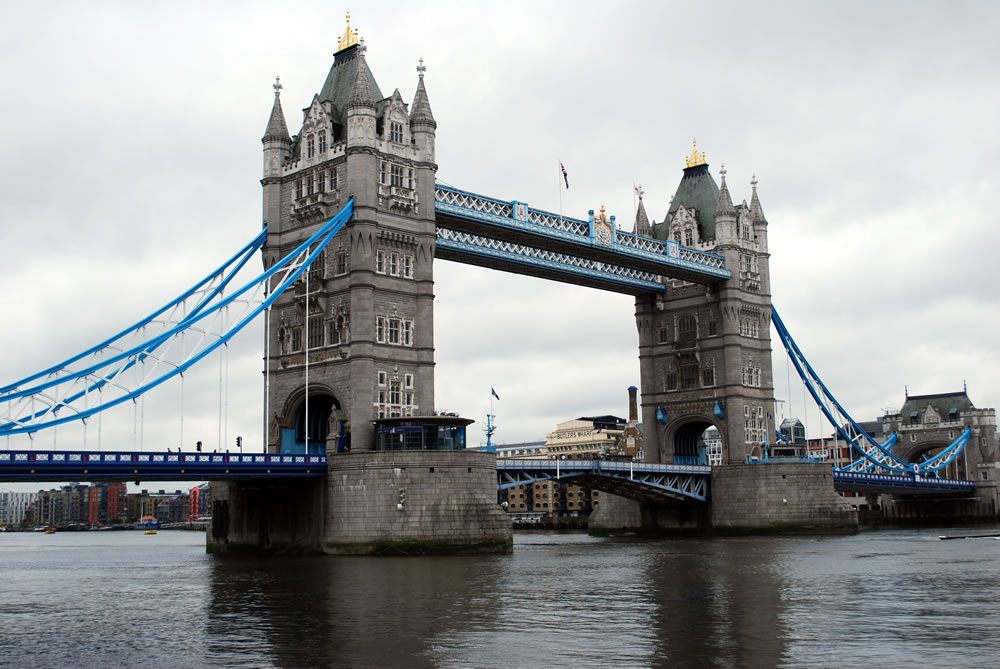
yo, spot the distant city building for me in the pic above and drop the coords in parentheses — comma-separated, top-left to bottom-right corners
(0, 491, 38, 527)
(702, 427, 723, 466)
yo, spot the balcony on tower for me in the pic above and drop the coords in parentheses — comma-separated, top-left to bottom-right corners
(292, 188, 342, 226)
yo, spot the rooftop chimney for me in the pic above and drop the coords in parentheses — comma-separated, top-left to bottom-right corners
(628, 385, 638, 422)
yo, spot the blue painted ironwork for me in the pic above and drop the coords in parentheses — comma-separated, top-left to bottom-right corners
(833, 470, 975, 495)
(772, 306, 970, 475)
(0, 449, 327, 482)
(434, 184, 730, 283)
(435, 228, 665, 293)
(497, 458, 711, 503)
(0, 199, 355, 437)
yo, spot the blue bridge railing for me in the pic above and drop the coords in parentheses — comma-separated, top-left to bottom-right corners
(0, 450, 327, 482)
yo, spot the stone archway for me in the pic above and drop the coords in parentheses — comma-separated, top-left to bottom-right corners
(280, 386, 345, 455)
(900, 441, 966, 479)
(671, 418, 719, 465)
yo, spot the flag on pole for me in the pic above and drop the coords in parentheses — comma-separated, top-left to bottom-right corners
(560, 162, 569, 189)
(634, 185, 643, 200)
(491, 386, 500, 400)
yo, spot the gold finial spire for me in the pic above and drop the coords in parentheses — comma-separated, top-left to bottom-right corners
(599, 204, 608, 220)
(337, 11, 360, 52)
(685, 138, 707, 168)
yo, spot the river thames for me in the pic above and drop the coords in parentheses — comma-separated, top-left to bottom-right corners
(1, 527, 998, 668)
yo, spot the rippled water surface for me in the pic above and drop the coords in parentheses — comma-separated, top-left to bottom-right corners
(2, 527, 999, 667)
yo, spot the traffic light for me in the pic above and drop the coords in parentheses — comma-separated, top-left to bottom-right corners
(236, 436, 243, 449)
(196, 441, 202, 452)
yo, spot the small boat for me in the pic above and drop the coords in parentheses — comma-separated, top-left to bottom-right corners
(137, 515, 160, 533)
(44, 525, 56, 534)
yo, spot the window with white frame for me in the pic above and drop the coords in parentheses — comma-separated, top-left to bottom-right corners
(390, 164, 404, 187)
(375, 315, 414, 347)
(741, 365, 761, 387)
(376, 249, 385, 274)
(389, 252, 399, 276)
(404, 373, 413, 389)
(377, 371, 387, 386)
(389, 121, 403, 143)
(402, 254, 413, 278)
(379, 161, 386, 184)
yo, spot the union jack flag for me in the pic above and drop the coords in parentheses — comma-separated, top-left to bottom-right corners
(560, 162, 569, 189)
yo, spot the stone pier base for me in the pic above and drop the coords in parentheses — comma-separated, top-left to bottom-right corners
(322, 450, 512, 555)
(207, 477, 326, 554)
(207, 451, 512, 555)
(589, 492, 710, 534)
(710, 462, 857, 533)
(589, 462, 857, 535)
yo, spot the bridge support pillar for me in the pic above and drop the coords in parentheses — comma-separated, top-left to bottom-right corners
(589, 493, 710, 534)
(322, 450, 512, 554)
(710, 463, 857, 533)
(207, 478, 326, 554)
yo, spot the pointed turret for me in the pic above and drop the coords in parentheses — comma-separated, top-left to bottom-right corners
(633, 198, 651, 237)
(347, 51, 376, 112)
(749, 174, 766, 223)
(262, 76, 291, 144)
(715, 164, 736, 219)
(409, 58, 437, 164)
(262, 76, 291, 234)
(409, 58, 436, 129)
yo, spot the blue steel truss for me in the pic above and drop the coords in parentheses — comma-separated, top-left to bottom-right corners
(436, 228, 665, 293)
(0, 199, 355, 437)
(772, 306, 970, 475)
(434, 184, 730, 288)
(497, 459, 711, 503)
(833, 470, 975, 495)
(0, 449, 327, 482)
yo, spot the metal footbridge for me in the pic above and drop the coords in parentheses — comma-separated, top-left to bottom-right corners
(497, 459, 711, 503)
(434, 184, 730, 293)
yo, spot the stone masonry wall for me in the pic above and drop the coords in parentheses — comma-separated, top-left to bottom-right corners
(324, 450, 512, 554)
(711, 462, 857, 531)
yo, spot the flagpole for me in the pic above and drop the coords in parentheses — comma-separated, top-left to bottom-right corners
(558, 159, 563, 224)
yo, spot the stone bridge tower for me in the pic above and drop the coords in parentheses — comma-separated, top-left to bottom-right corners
(261, 23, 437, 455)
(635, 143, 776, 465)
(211, 17, 512, 555)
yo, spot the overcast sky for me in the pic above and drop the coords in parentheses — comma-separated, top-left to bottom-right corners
(1, 0, 998, 480)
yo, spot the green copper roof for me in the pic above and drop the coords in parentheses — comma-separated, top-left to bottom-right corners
(653, 164, 720, 242)
(318, 45, 384, 126)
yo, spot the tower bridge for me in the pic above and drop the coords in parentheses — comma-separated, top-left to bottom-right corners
(2, 16, 997, 551)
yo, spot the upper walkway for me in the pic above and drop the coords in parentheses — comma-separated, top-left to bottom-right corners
(434, 184, 731, 294)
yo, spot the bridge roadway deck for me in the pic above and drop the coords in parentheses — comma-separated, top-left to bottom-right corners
(833, 470, 976, 495)
(497, 459, 713, 503)
(0, 449, 977, 499)
(0, 449, 327, 482)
